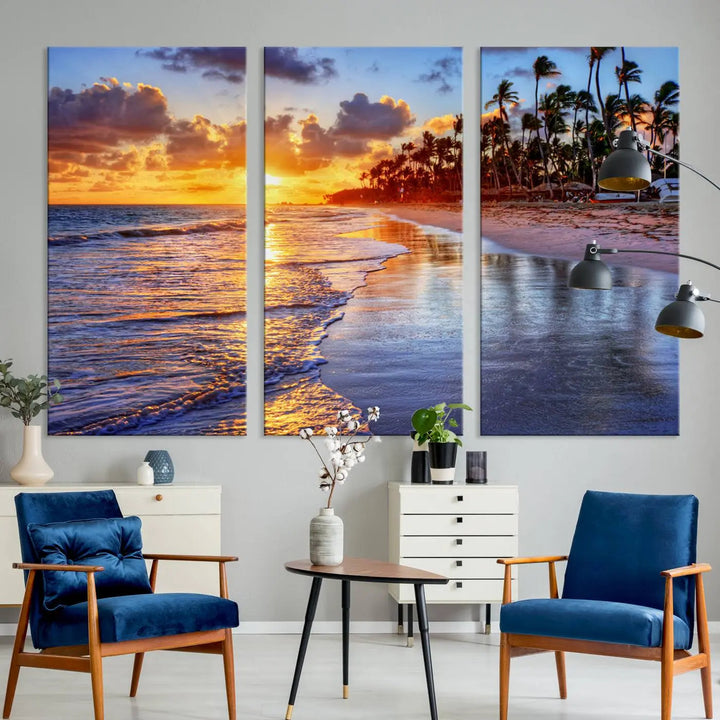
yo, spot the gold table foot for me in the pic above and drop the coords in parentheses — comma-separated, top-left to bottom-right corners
(397, 624, 404, 635)
(343, 685, 349, 699)
(407, 637, 414, 648)
(285, 704, 293, 720)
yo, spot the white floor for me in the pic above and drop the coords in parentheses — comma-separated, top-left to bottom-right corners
(0, 632, 717, 720)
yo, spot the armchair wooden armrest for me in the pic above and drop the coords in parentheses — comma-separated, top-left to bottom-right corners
(497, 556, 568, 604)
(142, 553, 238, 563)
(497, 555, 568, 566)
(142, 554, 237, 598)
(661, 562, 711, 578)
(13, 562, 105, 573)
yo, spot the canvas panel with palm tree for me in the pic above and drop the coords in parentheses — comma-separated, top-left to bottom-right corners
(263, 47, 464, 436)
(481, 46, 679, 436)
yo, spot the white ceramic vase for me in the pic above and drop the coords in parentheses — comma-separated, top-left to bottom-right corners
(309, 507, 343, 566)
(10, 425, 54, 486)
(136, 461, 154, 485)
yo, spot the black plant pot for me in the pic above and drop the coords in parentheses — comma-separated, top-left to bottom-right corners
(410, 432, 430, 484)
(428, 442, 457, 484)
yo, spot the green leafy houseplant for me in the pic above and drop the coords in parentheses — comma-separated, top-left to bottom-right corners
(0, 359, 63, 425)
(411, 402, 472, 446)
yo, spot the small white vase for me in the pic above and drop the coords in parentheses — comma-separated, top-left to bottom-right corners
(309, 507, 343, 566)
(10, 425, 54, 486)
(136, 461, 154, 485)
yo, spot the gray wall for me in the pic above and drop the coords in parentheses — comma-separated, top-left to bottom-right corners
(1, 0, 719, 625)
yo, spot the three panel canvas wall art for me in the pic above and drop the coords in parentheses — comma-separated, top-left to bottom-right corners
(46, 45, 680, 437)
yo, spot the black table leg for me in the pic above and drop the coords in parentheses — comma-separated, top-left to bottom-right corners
(286, 577, 322, 720)
(342, 579, 350, 699)
(485, 603, 492, 635)
(414, 583, 439, 720)
(407, 602, 414, 647)
(397, 602, 404, 634)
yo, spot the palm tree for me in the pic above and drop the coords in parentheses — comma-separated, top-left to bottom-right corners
(533, 55, 561, 184)
(590, 47, 616, 147)
(620, 93, 648, 134)
(484, 79, 522, 186)
(615, 50, 642, 130)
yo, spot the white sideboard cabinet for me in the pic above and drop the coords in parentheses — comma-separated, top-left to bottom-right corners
(388, 482, 518, 642)
(0, 484, 222, 605)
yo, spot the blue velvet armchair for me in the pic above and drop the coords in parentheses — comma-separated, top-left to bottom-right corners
(499, 491, 712, 720)
(2, 490, 239, 720)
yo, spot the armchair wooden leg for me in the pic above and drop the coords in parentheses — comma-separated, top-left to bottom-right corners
(499, 633, 510, 720)
(696, 574, 713, 719)
(222, 629, 236, 720)
(129, 653, 144, 697)
(87, 574, 104, 720)
(89, 654, 104, 720)
(3, 570, 35, 719)
(554, 651, 567, 699)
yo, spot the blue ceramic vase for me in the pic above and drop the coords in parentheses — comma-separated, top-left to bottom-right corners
(144, 450, 174, 485)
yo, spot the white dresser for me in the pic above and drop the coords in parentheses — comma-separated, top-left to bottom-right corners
(0, 484, 222, 605)
(388, 482, 518, 639)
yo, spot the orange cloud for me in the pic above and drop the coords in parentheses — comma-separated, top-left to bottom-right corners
(422, 114, 455, 136)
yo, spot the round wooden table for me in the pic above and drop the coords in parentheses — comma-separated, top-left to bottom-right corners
(284, 557, 448, 720)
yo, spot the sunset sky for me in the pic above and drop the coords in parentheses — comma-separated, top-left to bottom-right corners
(48, 47, 246, 205)
(264, 47, 462, 204)
(481, 47, 678, 146)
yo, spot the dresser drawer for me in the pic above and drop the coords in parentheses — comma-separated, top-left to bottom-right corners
(114, 486, 221, 517)
(400, 535, 517, 558)
(400, 557, 513, 580)
(401, 513, 517, 536)
(392, 578, 516, 604)
(399, 486, 517, 515)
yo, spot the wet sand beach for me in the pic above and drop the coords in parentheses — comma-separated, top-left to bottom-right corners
(320, 213, 463, 434)
(481, 201, 679, 273)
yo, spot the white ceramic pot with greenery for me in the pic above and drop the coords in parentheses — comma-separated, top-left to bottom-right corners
(411, 402, 472, 484)
(0, 359, 63, 486)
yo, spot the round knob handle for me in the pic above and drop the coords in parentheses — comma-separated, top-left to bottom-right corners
(155, 494, 163, 502)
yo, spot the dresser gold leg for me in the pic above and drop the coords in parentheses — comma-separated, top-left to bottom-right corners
(343, 685, 349, 699)
(285, 705, 293, 720)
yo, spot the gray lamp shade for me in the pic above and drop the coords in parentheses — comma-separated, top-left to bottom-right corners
(568, 256, 613, 290)
(598, 130, 652, 192)
(655, 284, 706, 338)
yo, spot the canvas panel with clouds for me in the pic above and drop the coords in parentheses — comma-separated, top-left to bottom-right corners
(480, 46, 679, 435)
(263, 47, 463, 436)
(47, 47, 247, 435)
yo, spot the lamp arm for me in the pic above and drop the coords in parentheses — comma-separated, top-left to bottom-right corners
(640, 144, 720, 194)
(617, 249, 720, 273)
(593, 246, 720, 273)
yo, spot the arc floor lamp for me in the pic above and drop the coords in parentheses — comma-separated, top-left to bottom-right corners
(569, 128, 720, 338)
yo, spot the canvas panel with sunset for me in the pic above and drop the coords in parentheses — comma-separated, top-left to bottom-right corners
(47, 47, 247, 435)
(263, 47, 463, 435)
(480, 46, 679, 435)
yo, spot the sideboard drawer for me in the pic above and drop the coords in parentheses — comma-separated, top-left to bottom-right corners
(393, 578, 516, 604)
(114, 486, 221, 517)
(401, 513, 517, 536)
(400, 535, 518, 558)
(400, 557, 514, 580)
(400, 486, 517, 515)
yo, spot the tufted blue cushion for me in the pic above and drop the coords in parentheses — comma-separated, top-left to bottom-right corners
(500, 598, 691, 649)
(36, 593, 239, 648)
(27, 516, 152, 611)
(562, 491, 697, 641)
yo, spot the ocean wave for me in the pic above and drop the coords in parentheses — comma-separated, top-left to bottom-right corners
(49, 218, 246, 246)
(50, 371, 247, 435)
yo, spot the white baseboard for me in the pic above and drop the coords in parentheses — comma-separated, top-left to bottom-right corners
(235, 620, 489, 635)
(3, 620, 719, 637)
